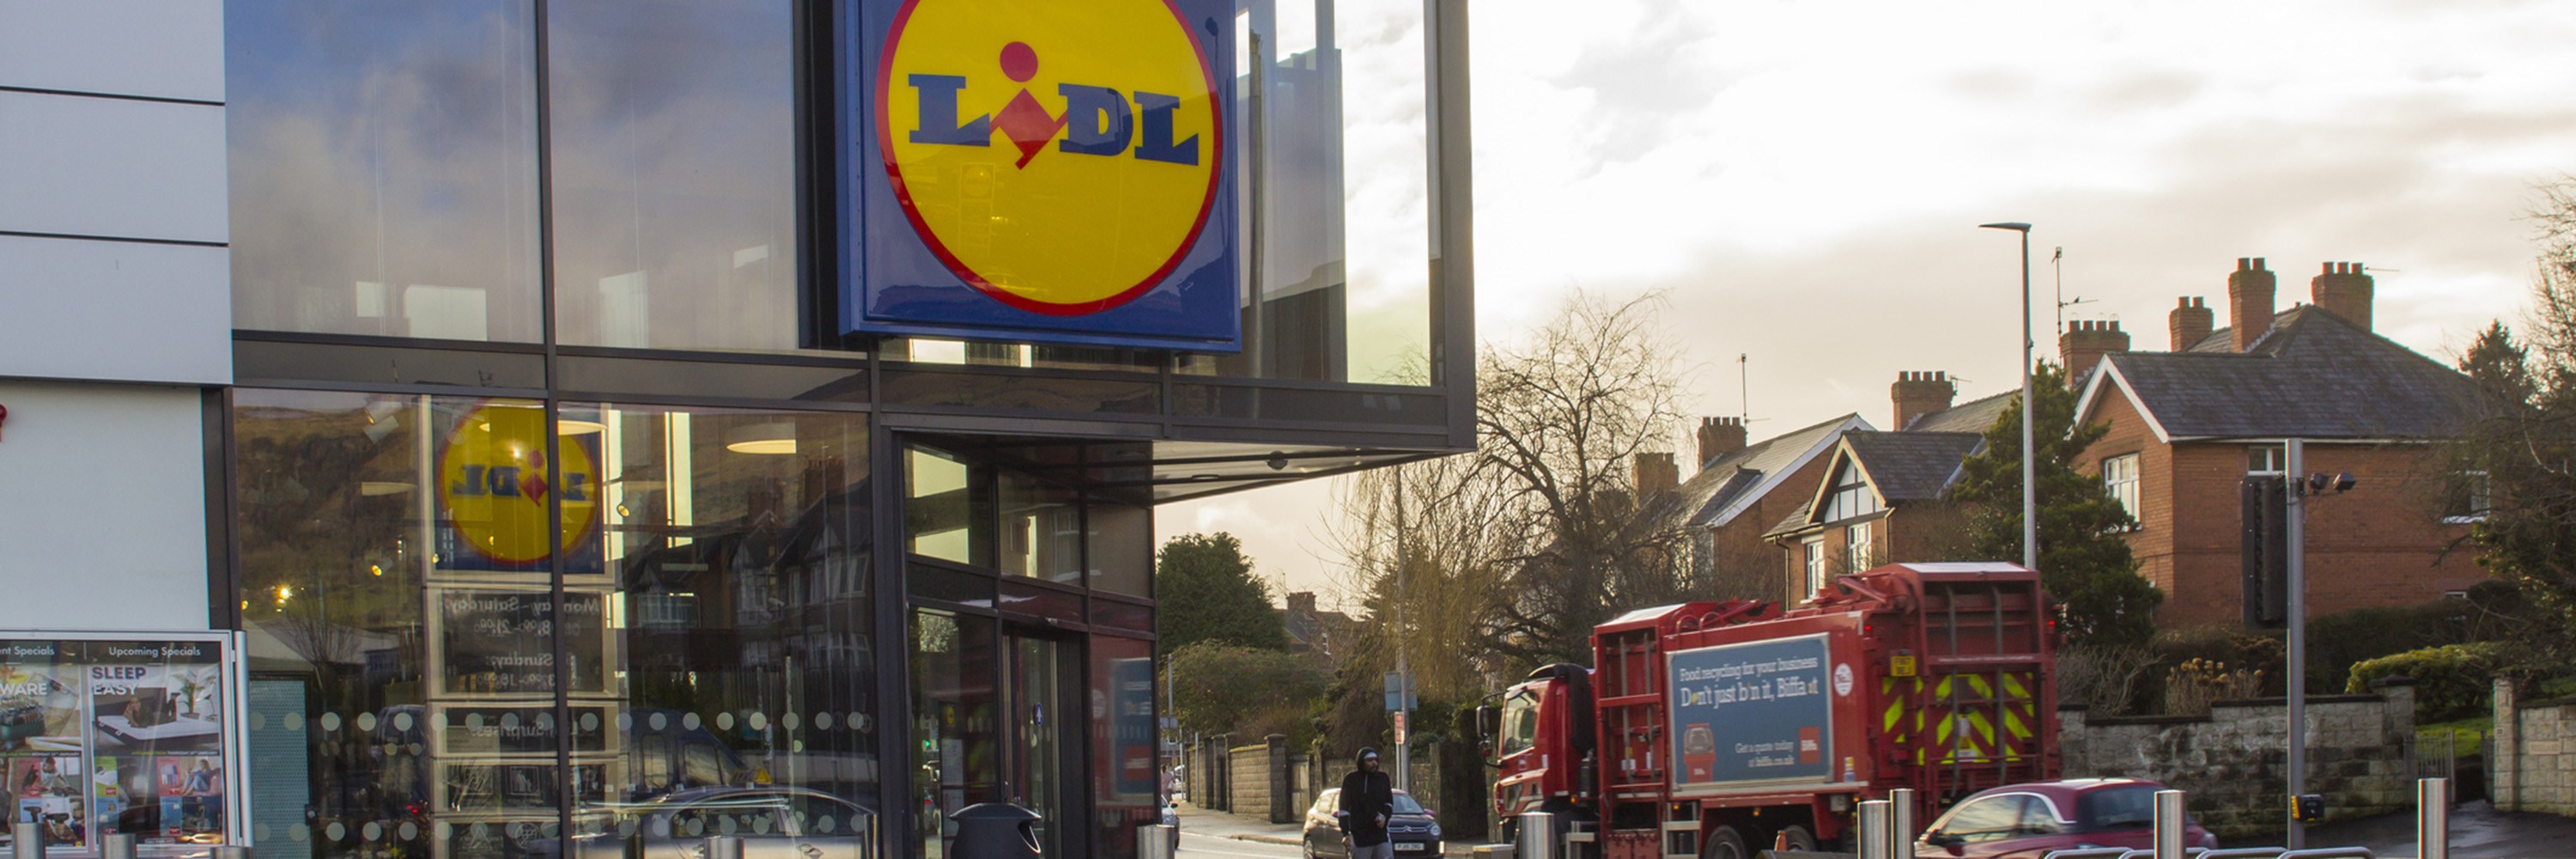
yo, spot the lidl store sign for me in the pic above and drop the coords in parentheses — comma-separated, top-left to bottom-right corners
(843, 0, 1238, 350)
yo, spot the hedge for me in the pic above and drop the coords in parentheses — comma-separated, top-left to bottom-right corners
(2344, 642, 2504, 723)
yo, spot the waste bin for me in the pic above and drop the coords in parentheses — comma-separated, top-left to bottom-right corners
(951, 803, 1042, 859)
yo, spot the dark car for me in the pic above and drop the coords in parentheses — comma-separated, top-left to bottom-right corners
(1301, 787, 1442, 859)
(1915, 778, 2217, 859)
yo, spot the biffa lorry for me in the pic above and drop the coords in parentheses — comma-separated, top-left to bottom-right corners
(1482, 562, 2058, 859)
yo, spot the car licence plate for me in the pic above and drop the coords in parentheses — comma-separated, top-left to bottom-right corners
(1394, 844, 1425, 851)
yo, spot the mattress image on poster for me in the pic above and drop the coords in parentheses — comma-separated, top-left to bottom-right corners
(1665, 634, 1834, 790)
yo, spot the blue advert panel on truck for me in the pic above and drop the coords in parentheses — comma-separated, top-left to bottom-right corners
(1484, 563, 2058, 859)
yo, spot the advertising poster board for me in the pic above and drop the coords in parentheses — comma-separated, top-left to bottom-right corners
(0, 632, 246, 856)
(1664, 634, 1835, 794)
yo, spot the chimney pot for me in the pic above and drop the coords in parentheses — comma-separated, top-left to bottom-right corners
(2239, 257, 2251, 271)
(2171, 294, 2215, 351)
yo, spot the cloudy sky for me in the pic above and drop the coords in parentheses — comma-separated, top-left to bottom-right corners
(1163, 0, 2576, 608)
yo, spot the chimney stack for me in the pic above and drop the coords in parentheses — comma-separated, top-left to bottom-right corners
(2229, 257, 2275, 352)
(1891, 371, 1956, 430)
(2058, 320, 2130, 388)
(2311, 261, 2374, 332)
(1697, 417, 1748, 467)
(1633, 452, 1679, 499)
(2169, 296, 2213, 351)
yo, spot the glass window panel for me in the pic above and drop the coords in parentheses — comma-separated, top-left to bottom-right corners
(1091, 636, 1157, 859)
(226, 1, 542, 341)
(911, 610, 999, 859)
(999, 472, 1081, 582)
(1086, 502, 1152, 596)
(907, 447, 990, 565)
(547, 0, 801, 351)
(569, 403, 876, 854)
(234, 390, 562, 859)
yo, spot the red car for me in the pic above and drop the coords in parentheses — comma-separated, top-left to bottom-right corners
(1915, 778, 2218, 859)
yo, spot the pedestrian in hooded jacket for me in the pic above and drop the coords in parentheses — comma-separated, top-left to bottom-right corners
(1339, 747, 1396, 859)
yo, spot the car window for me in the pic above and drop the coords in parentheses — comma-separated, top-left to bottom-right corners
(1391, 793, 1424, 814)
(683, 743, 726, 788)
(674, 794, 793, 837)
(2015, 797, 2064, 835)
(1938, 795, 2028, 843)
(783, 792, 868, 838)
(2079, 786, 2158, 831)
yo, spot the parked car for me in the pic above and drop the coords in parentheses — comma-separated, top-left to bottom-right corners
(1915, 778, 2216, 859)
(1301, 787, 1442, 859)
(532, 786, 874, 859)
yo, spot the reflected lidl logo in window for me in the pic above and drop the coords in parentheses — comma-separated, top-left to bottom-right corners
(437, 403, 602, 569)
(846, 0, 1238, 350)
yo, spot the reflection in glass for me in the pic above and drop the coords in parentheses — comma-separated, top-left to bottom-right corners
(233, 393, 877, 859)
(234, 391, 563, 859)
(1085, 503, 1152, 597)
(999, 473, 1080, 582)
(547, 0, 801, 351)
(1091, 637, 1157, 859)
(1193, 0, 1431, 385)
(906, 447, 988, 565)
(571, 404, 877, 855)
(226, 1, 541, 341)
(910, 611, 997, 859)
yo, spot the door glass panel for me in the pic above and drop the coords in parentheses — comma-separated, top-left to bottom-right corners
(911, 610, 997, 859)
(999, 472, 1080, 582)
(1006, 635, 1079, 859)
(907, 447, 989, 565)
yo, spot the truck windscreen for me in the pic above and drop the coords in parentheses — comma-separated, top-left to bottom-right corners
(1499, 690, 1539, 756)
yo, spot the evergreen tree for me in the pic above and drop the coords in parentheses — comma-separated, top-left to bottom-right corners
(1948, 361, 2163, 649)
(1154, 533, 1289, 655)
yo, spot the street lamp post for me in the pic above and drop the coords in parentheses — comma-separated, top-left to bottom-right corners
(1980, 222, 2038, 570)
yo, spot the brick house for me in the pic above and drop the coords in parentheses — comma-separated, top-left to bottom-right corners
(2072, 258, 2488, 626)
(1762, 427, 1986, 601)
(1650, 414, 1872, 605)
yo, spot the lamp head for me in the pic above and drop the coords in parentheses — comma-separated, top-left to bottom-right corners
(1978, 222, 2032, 232)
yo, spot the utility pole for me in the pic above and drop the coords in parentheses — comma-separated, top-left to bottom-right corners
(2285, 438, 2308, 850)
(1393, 478, 1411, 793)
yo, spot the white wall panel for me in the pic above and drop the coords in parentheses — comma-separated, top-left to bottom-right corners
(0, 381, 210, 631)
(0, 91, 228, 242)
(0, 0, 224, 102)
(0, 235, 230, 386)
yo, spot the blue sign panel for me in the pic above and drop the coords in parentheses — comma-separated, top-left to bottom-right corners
(839, 0, 1241, 350)
(1666, 634, 1835, 789)
(1112, 657, 1159, 797)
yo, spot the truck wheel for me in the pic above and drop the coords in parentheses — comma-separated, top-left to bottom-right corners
(1772, 825, 1815, 852)
(1700, 825, 1748, 859)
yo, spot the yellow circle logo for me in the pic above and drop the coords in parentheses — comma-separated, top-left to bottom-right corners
(438, 402, 601, 566)
(878, 0, 1223, 315)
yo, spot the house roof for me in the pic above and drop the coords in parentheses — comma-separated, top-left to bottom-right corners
(1668, 413, 1870, 530)
(1841, 431, 1986, 501)
(1904, 389, 2015, 434)
(2079, 306, 2481, 441)
(1764, 430, 1984, 538)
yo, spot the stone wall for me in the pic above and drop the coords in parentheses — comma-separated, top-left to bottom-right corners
(1232, 742, 1276, 821)
(2491, 679, 2576, 814)
(2058, 679, 2417, 840)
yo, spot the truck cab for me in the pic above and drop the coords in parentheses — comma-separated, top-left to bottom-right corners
(1489, 664, 1593, 825)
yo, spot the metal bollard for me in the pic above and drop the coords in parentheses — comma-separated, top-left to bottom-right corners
(100, 833, 137, 859)
(12, 822, 41, 859)
(2153, 789, 2186, 859)
(1517, 812, 1556, 859)
(213, 846, 255, 859)
(1856, 800, 1893, 859)
(1139, 824, 1176, 859)
(2416, 777, 2448, 859)
(704, 836, 745, 859)
(1889, 788, 1917, 856)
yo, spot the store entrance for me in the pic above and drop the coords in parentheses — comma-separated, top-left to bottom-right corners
(1005, 629, 1084, 859)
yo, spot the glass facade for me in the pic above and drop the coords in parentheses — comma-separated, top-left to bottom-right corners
(216, 1, 1470, 857)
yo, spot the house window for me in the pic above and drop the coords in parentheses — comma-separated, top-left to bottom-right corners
(2248, 445, 2285, 474)
(2102, 453, 2141, 525)
(2443, 470, 2491, 523)
(1844, 520, 1874, 575)
(1821, 460, 1882, 522)
(1802, 538, 1826, 599)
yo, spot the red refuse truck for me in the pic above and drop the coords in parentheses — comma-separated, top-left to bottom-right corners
(1481, 563, 2059, 859)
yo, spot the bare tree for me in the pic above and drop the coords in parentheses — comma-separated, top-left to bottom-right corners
(1331, 291, 1695, 698)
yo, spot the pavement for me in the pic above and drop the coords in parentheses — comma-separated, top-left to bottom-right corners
(1175, 803, 1486, 856)
(2302, 799, 2576, 858)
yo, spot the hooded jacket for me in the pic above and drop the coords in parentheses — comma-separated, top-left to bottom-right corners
(1337, 749, 1396, 847)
